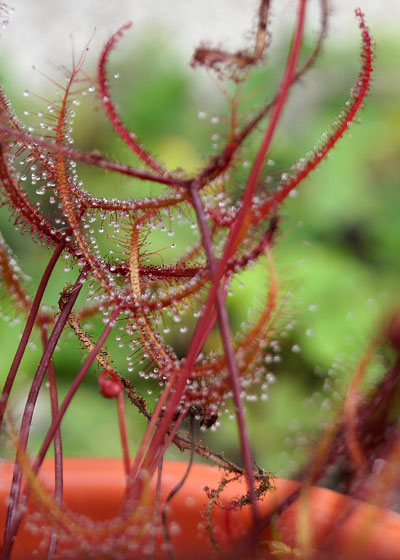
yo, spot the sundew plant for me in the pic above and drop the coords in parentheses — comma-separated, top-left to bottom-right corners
(2, 0, 399, 558)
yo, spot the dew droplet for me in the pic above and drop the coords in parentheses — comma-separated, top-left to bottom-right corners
(169, 522, 181, 536)
(184, 496, 196, 508)
(266, 373, 276, 384)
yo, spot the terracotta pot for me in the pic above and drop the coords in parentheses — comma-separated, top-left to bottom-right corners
(0, 458, 399, 559)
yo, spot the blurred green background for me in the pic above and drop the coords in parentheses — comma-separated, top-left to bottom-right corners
(0, 22, 399, 477)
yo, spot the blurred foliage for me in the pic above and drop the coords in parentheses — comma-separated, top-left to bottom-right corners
(0, 28, 399, 477)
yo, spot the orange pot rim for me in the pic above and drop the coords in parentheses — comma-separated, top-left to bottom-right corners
(1, 457, 400, 559)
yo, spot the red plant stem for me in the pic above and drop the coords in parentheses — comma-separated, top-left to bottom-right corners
(129, 274, 232, 498)
(117, 391, 131, 476)
(143, 282, 230, 470)
(151, 406, 190, 478)
(126, 303, 220, 486)
(220, 0, 307, 269)
(120, 406, 191, 523)
(149, 457, 164, 558)
(0, 239, 65, 429)
(132, 305, 219, 480)
(33, 307, 121, 470)
(188, 181, 260, 523)
(126, 378, 172, 485)
(3, 306, 120, 559)
(1, 271, 86, 560)
(121, 297, 220, 512)
(162, 415, 195, 560)
(40, 326, 63, 560)
(125, 297, 219, 479)
(32, 308, 120, 474)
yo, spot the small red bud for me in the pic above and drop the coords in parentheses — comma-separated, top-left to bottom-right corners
(98, 371, 122, 398)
